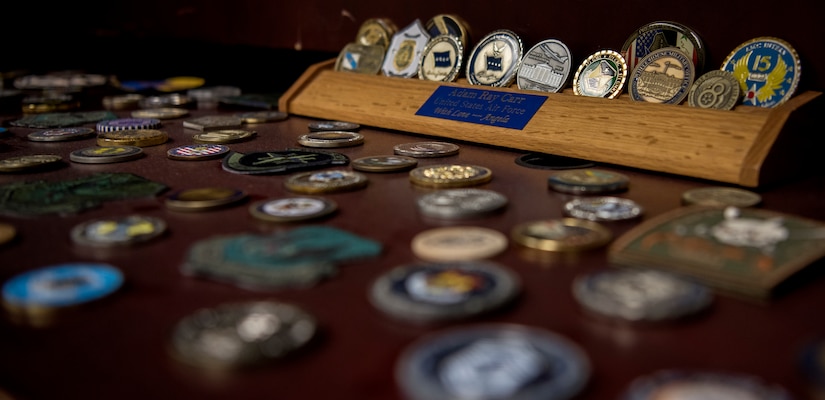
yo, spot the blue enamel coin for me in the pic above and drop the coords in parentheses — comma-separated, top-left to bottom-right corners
(3, 263, 124, 308)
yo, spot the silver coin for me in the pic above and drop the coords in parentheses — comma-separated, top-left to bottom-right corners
(466, 29, 523, 87)
(629, 47, 695, 104)
(417, 189, 508, 219)
(687, 70, 741, 110)
(297, 131, 364, 148)
(517, 39, 573, 93)
(235, 111, 288, 123)
(563, 196, 643, 221)
(139, 93, 193, 108)
(370, 260, 521, 323)
(681, 186, 762, 208)
(572, 268, 713, 322)
(249, 197, 337, 222)
(183, 115, 244, 131)
(170, 300, 317, 369)
(308, 120, 360, 132)
(394, 141, 459, 158)
(28, 127, 95, 142)
(418, 34, 464, 82)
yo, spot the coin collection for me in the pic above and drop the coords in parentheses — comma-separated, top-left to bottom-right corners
(336, 16, 801, 108)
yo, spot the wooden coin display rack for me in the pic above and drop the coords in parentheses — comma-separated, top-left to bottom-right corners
(279, 60, 822, 187)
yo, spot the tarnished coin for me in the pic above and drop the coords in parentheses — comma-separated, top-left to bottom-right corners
(0, 155, 62, 172)
(687, 70, 741, 110)
(411, 226, 508, 262)
(573, 268, 713, 322)
(466, 29, 523, 87)
(681, 186, 762, 207)
(381, 19, 431, 78)
(27, 127, 95, 142)
(335, 42, 386, 75)
(183, 115, 243, 131)
(131, 107, 189, 119)
(369, 260, 520, 323)
(621, 21, 706, 73)
(297, 131, 364, 148)
(418, 34, 464, 82)
(417, 189, 507, 219)
(97, 129, 168, 147)
(352, 155, 418, 172)
(396, 324, 591, 400)
(170, 301, 318, 370)
(235, 111, 288, 123)
(394, 141, 459, 158)
(284, 170, 369, 194)
(424, 14, 472, 51)
(70, 146, 143, 164)
(164, 187, 247, 212)
(308, 120, 360, 132)
(548, 169, 630, 195)
(622, 370, 791, 400)
(517, 39, 573, 93)
(721, 36, 801, 107)
(573, 50, 628, 99)
(249, 197, 337, 222)
(167, 144, 230, 161)
(192, 129, 256, 144)
(409, 164, 492, 189)
(629, 47, 695, 104)
(70, 215, 166, 247)
(511, 218, 612, 252)
(356, 18, 397, 50)
(563, 197, 643, 221)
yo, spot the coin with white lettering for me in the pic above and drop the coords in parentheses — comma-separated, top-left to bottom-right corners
(573, 50, 628, 99)
(419, 34, 464, 82)
(721, 36, 801, 108)
(517, 39, 573, 93)
(466, 29, 523, 87)
(629, 47, 695, 104)
(687, 70, 741, 110)
(621, 21, 706, 74)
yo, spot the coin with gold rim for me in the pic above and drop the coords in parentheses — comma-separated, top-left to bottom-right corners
(511, 218, 612, 252)
(97, 129, 168, 147)
(409, 164, 492, 189)
(284, 170, 368, 194)
(164, 187, 248, 212)
(192, 129, 256, 144)
(572, 50, 628, 99)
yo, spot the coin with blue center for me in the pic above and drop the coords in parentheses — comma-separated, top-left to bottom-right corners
(722, 36, 801, 108)
(396, 324, 591, 400)
(466, 29, 523, 87)
(2, 262, 124, 309)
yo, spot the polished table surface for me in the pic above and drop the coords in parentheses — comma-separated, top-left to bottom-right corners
(1, 104, 825, 399)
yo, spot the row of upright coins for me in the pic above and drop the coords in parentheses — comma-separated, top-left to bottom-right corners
(335, 16, 801, 109)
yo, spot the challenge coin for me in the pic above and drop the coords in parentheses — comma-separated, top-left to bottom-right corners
(170, 301, 318, 370)
(183, 115, 243, 131)
(687, 70, 742, 109)
(27, 127, 95, 142)
(369, 260, 520, 323)
(139, 93, 193, 108)
(517, 39, 573, 93)
(424, 14, 472, 51)
(2, 263, 123, 309)
(681, 186, 762, 207)
(572, 50, 628, 99)
(548, 169, 630, 195)
(284, 170, 369, 194)
(96, 118, 161, 132)
(352, 155, 418, 172)
(249, 196, 337, 222)
(721, 36, 801, 107)
(572, 268, 713, 322)
(235, 111, 288, 123)
(164, 187, 247, 212)
(0, 223, 16, 246)
(297, 131, 364, 148)
(412, 226, 508, 262)
(167, 144, 230, 161)
(335, 42, 386, 75)
(466, 29, 523, 87)
(394, 141, 459, 158)
(629, 47, 695, 104)
(416, 189, 507, 219)
(97, 129, 168, 147)
(396, 324, 591, 400)
(131, 107, 189, 119)
(409, 164, 492, 189)
(70, 146, 143, 164)
(222, 149, 349, 175)
(418, 34, 464, 82)
(621, 21, 706, 73)
(70, 215, 167, 247)
(563, 196, 643, 221)
(192, 129, 256, 144)
(381, 19, 431, 78)
(0, 154, 62, 173)
(308, 120, 360, 132)
(622, 369, 790, 400)
(511, 218, 612, 252)
(356, 18, 397, 50)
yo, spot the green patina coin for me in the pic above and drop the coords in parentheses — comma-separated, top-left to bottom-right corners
(0, 172, 167, 216)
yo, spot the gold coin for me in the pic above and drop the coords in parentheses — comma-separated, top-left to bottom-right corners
(0, 154, 62, 172)
(97, 129, 168, 147)
(192, 129, 256, 144)
(409, 164, 492, 188)
(0, 223, 16, 245)
(356, 18, 397, 50)
(511, 218, 612, 252)
(165, 187, 247, 211)
(284, 170, 368, 194)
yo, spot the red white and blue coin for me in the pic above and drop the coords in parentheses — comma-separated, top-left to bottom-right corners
(96, 118, 161, 132)
(28, 127, 95, 142)
(167, 144, 229, 160)
(396, 324, 590, 400)
(722, 37, 801, 108)
(2, 263, 124, 308)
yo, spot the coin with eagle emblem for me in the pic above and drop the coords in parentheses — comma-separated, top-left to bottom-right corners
(721, 37, 800, 108)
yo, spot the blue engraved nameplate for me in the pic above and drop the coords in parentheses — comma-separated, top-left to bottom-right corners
(415, 86, 547, 130)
